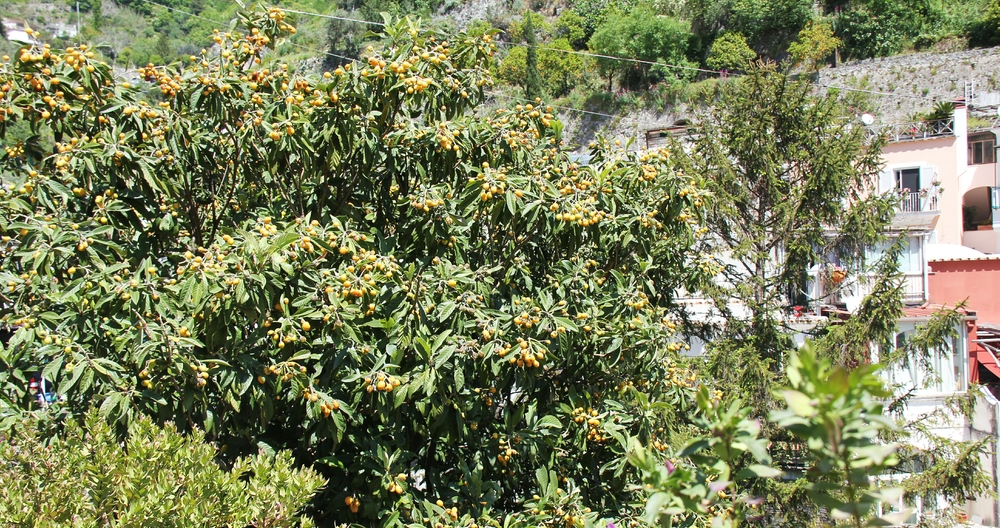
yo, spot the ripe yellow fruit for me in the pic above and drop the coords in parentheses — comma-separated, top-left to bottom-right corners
(447, 279, 457, 288)
(301, 321, 311, 332)
(67, 267, 77, 275)
(77, 241, 88, 251)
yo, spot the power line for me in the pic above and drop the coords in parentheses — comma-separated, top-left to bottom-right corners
(814, 82, 940, 102)
(528, 44, 722, 76)
(136, 0, 229, 26)
(489, 92, 641, 122)
(139, 0, 942, 106)
(502, 42, 939, 103)
(280, 8, 383, 27)
(138, 0, 360, 62)
(286, 41, 358, 63)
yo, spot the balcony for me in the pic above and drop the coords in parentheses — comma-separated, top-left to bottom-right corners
(877, 119, 954, 143)
(900, 191, 938, 213)
(813, 270, 926, 310)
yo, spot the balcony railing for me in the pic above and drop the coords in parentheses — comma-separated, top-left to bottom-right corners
(902, 273, 925, 305)
(814, 271, 925, 308)
(876, 119, 954, 143)
(900, 191, 938, 213)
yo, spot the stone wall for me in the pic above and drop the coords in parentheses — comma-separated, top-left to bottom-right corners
(817, 47, 1000, 124)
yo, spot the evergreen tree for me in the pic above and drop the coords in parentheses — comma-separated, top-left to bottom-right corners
(154, 32, 172, 63)
(92, 0, 103, 30)
(673, 64, 991, 524)
(523, 12, 543, 100)
(677, 65, 896, 386)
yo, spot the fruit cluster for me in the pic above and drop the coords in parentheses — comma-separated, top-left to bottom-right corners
(364, 372, 401, 393)
(344, 495, 360, 513)
(572, 407, 606, 442)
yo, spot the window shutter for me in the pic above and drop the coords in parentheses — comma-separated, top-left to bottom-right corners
(918, 166, 933, 191)
(878, 169, 894, 194)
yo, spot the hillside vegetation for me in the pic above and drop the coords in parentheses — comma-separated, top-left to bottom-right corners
(4, 0, 999, 103)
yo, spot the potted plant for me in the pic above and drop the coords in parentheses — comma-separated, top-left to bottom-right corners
(830, 264, 847, 284)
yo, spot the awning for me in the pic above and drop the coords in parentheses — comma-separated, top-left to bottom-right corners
(973, 322, 1000, 381)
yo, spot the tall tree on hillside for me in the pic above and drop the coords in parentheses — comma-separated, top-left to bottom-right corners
(676, 65, 896, 382)
(323, 11, 366, 69)
(92, 0, 103, 30)
(523, 12, 543, 100)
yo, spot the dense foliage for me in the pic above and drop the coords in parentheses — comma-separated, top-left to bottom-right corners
(0, 410, 326, 526)
(588, 5, 696, 89)
(704, 32, 755, 73)
(0, 7, 725, 525)
(0, 4, 992, 527)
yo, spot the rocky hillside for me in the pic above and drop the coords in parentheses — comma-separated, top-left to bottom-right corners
(818, 46, 1000, 124)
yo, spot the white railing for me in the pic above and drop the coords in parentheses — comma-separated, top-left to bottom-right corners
(812, 271, 925, 309)
(900, 191, 938, 213)
(902, 273, 925, 305)
(876, 119, 954, 143)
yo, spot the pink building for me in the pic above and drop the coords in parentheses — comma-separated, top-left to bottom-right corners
(878, 100, 998, 251)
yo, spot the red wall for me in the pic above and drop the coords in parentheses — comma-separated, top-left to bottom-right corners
(929, 259, 1000, 324)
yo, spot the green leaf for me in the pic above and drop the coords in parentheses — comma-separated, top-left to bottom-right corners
(780, 389, 816, 418)
(735, 464, 783, 479)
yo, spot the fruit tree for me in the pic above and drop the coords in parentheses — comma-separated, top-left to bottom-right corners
(0, 6, 726, 526)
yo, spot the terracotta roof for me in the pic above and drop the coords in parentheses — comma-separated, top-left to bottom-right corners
(928, 255, 1000, 262)
(901, 303, 975, 319)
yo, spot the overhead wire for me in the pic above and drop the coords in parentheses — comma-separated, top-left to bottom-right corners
(136, 0, 230, 26)
(267, 6, 945, 104)
(134, 0, 944, 112)
(279, 8, 384, 26)
(139, 0, 942, 105)
(137, 0, 362, 62)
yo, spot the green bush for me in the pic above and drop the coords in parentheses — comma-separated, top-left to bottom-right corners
(589, 4, 696, 88)
(555, 9, 589, 49)
(705, 32, 756, 72)
(0, 410, 325, 526)
(498, 38, 585, 96)
(688, 0, 814, 54)
(787, 19, 840, 68)
(970, 0, 1000, 46)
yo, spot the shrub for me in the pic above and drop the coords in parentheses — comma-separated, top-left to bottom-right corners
(0, 410, 325, 526)
(787, 20, 840, 68)
(498, 38, 585, 96)
(555, 9, 589, 49)
(705, 32, 756, 72)
(589, 4, 696, 88)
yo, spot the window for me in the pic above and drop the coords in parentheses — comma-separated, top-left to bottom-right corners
(969, 136, 996, 165)
(953, 336, 967, 392)
(895, 168, 920, 192)
(870, 236, 921, 273)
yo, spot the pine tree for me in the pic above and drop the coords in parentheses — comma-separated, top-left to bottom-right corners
(523, 12, 543, 100)
(92, 0, 102, 30)
(672, 64, 992, 523)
